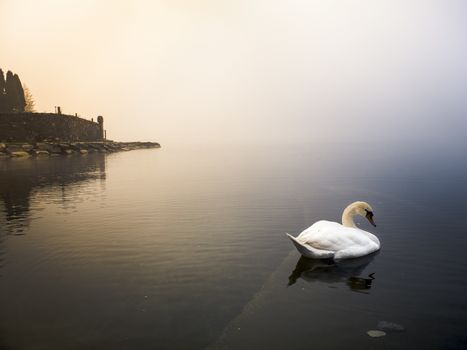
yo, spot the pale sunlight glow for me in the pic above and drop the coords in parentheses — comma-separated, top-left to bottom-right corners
(1, 0, 466, 145)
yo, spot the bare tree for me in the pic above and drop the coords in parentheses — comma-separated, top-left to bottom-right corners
(23, 85, 36, 112)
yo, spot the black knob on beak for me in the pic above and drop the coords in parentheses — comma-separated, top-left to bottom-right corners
(365, 210, 377, 227)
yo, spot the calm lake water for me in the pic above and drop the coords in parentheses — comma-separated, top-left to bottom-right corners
(1, 143, 466, 349)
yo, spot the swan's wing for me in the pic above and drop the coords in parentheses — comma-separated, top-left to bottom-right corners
(297, 222, 372, 252)
(286, 233, 334, 259)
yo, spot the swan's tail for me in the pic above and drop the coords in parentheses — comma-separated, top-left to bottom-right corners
(285, 233, 334, 259)
(286, 233, 312, 257)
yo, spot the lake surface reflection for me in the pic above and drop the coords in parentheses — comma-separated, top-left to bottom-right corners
(0, 154, 106, 235)
(287, 254, 377, 292)
(1, 144, 466, 349)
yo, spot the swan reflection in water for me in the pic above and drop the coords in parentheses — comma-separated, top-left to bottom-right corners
(288, 252, 378, 293)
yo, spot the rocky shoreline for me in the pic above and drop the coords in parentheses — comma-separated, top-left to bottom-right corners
(0, 141, 161, 158)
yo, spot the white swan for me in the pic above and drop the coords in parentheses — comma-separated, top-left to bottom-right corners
(286, 201, 380, 260)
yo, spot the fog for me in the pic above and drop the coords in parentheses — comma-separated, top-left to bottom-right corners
(1, 0, 466, 146)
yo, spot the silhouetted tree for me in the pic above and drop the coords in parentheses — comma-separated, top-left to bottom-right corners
(0, 69, 5, 93)
(23, 85, 36, 112)
(5, 71, 19, 112)
(14, 74, 26, 112)
(0, 69, 6, 113)
(0, 69, 28, 113)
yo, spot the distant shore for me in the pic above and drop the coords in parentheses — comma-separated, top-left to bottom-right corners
(0, 141, 161, 158)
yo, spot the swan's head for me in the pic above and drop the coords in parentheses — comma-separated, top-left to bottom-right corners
(353, 201, 376, 227)
(343, 201, 376, 227)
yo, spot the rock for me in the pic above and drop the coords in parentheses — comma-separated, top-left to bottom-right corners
(5, 145, 24, 153)
(21, 144, 34, 151)
(34, 142, 51, 151)
(367, 330, 386, 338)
(377, 321, 405, 332)
(30, 149, 50, 156)
(10, 151, 31, 157)
(87, 144, 101, 152)
(0, 141, 161, 158)
(68, 143, 81, 151)
(50, 146, 62, 154)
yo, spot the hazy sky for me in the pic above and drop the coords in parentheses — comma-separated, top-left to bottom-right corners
(1, 0, 466, 145)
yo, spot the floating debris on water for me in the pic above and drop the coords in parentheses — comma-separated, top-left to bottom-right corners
(377, 321, 405, 332)
(367, 330, 386, 338)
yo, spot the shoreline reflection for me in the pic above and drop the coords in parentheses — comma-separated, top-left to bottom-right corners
(0, 155, 106, 234)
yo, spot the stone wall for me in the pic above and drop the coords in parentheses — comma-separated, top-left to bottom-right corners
(0, 113, 104, 142)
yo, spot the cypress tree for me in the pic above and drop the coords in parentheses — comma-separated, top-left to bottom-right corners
(5, 71, 19, 112)
(0, 69, 5, 113)
(14, 74, 26, 112)
(0, 69, 5, 93)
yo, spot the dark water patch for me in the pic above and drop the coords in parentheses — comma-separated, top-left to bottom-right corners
(0, 144, 466, 349)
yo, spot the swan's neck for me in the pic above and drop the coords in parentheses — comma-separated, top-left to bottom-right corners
(342, 205, 357, 228)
